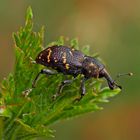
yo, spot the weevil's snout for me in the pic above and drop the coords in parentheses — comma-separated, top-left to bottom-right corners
(108, 81, 122, 90)
(108, 81, 115, 90)
(100, 68, 122, 90)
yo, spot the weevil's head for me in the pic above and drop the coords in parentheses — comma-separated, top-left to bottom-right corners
(82, 56, 122, 90)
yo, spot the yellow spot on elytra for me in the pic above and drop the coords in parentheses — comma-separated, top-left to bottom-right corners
(62, 52, 67, 64)
(89, 70, 91, 73)
(65, 64, 70, 70)
(72, 48, 75, 51)
(38, 53, 43, 59)
(63, 58, 66, 64)
(89, 62, 95, 67)
(62, 52, 66, 58)
(54, 57, 58, 63)
(54, 59, 58, 62)
(47, 48, 52, 63)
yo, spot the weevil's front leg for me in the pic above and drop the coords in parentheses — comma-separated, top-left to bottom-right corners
(32, 69, 57, 88)
(75, 77, 88, 102)
(52, 77, 76, 100)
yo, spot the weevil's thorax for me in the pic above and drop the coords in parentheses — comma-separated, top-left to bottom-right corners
(82, 56, 105, 78)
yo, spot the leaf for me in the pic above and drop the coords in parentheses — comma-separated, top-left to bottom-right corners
(70, 38, 79, 50)
(81, 45, 90, 55)
(47, 36, 65, 47)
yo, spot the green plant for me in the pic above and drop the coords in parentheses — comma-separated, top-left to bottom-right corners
(0, 7, 121, 140)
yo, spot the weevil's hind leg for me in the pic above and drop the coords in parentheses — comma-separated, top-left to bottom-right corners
(52, 77, 76, 100)
(32, 69, 57, 88)
(75, 77, 88, 102)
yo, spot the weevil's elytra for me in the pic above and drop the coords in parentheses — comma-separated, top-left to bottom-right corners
(34, 45, 122, 101)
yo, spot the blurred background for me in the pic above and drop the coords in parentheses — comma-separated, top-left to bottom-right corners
(0, 0, 140, 140)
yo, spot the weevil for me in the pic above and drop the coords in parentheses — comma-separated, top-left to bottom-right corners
(32, 45, 122, 101)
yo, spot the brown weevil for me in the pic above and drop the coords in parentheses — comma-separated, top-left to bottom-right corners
(32, 45, 131, 101)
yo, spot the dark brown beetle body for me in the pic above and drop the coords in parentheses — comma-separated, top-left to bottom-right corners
(33, 45, 121, 100)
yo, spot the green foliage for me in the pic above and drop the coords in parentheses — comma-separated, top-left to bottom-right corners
(0, 7, 121, 139)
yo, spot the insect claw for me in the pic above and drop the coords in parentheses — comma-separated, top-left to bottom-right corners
(22, 88, 32, 97)
(31, 60, 36, 64)
(52, 93, 59, 101)
(74, 97, 82, 103)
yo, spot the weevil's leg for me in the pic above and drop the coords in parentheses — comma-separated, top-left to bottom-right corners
(75, 77, 88, 102)
(32, 69, 57, 88)
(52, 77, 76, 100)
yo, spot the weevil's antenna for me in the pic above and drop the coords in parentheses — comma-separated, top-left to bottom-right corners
(114, 72, 133, 82)
(116, 72, 133, 78)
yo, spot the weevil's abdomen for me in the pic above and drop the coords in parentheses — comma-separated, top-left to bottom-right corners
(36, 45, 85, 75)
